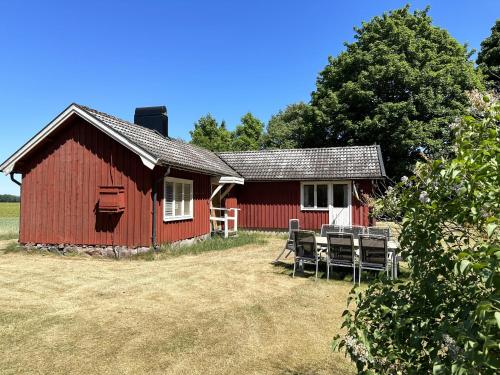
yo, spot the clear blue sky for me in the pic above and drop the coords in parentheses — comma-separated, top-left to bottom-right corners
(0, 0, 498, 194)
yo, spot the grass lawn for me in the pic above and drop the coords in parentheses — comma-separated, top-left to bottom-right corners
(0, 235, 355, 375)
(0, 202, 19, 240)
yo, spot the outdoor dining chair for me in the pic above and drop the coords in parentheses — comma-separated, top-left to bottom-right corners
(343, 225, 366, 239)
(326, 232, 356, 283)
(367, 226, 391, 239)
(293, 230, 319, 279)
(320, 224, 343, 237)
(273, 219, 299, 263)
(358, 234, 389, 284)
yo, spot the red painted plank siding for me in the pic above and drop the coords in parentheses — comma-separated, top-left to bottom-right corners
(18, 115, 152, 247)
(231, 181, 372, 231)
(154, 168, 211, 244)
(15, 111, 376, 245)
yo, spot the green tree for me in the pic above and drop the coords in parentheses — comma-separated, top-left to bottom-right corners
(0, 194, 20, 202)
(231, 112, 264, 151)
(189, 114, 232, 152)
(310, 6, 481, 178)
(334, 91, 499, 374)
(264, 102, 312, 149)
(477, 20, 500, 91)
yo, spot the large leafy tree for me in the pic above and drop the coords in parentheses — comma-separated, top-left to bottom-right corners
(189, 114, 232, 152)
(334, 91, 499, 374)
(477, 20, 500, 91)
(264, 102, 312, 149)
(231, 112, 264, 151)
(310, 6, 481, 178)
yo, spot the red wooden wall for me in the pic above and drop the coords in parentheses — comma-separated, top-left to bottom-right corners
(16, 112, 374, 245)
(153, 168, 211, 243)
(227, 180, 372, 231)
(19, 115, 152, 247)
(18, 115, 213, 247)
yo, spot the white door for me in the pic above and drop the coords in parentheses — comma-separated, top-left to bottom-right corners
(329, 182, 351, 226)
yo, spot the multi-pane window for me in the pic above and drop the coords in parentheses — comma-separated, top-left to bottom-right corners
(301, 182, 329, 210)
(164, 177, 193, 221)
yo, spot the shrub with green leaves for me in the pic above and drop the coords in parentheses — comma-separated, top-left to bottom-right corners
(334, 92, 499, 374)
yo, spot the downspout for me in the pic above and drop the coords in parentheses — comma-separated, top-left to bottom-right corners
(10, 172, 21, 186)
(10, 173, 21, 243)
(152, 165, 170, 249)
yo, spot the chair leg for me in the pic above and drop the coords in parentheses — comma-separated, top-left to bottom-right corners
(358, 264, 361, 285)
(327, 260, 330, 280)
(284, 250, 293, 259)
(315, 256, 319, 280)
(273, 247, 287, 263)
(293, 259, 296, 278)
(352, 264, 355, 285)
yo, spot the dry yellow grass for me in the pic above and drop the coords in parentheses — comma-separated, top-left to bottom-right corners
(0, 237, 354, 375)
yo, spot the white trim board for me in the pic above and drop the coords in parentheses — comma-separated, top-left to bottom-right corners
(299, 180, 352, 226)
(163, 176, 194, 222)
(0, 104, 159, 175)
(218, 176, 244, 185)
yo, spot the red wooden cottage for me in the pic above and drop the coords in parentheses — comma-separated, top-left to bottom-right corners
(0, 103, 386, 248)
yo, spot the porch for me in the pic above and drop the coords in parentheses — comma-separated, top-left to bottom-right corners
(210, 176, 244, 238)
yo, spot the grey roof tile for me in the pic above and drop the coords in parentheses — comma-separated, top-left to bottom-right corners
(76, 104, 239, 177)
(74, 104, 385, 181)
(217, 146, 386, 180)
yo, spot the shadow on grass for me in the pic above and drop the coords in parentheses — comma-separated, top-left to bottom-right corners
(1, 241, 22, 254)
(273, 259, 408, 284)
(272, 260, 356, 282)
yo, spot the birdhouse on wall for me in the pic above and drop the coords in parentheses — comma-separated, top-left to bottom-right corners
(98, 186, 125, 213)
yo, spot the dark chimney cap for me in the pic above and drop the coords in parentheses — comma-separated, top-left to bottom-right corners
(134, 106, 168, 137)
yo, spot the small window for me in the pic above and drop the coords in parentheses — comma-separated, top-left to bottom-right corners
(164, 177, 193, 221)
(301, 182, 329, 211)
(303, 184, 315, 208)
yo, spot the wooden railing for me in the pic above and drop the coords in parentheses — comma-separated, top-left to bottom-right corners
(210, 207, 240, 238)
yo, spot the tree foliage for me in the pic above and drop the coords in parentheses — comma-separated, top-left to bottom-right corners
(231, 112, 264, 151)
(0, 194, 20, 203)
(189, 114, 232, 152)
(333, 91, 499, 374)
(477, 20, 500, 92)
(190, 112, 265, 152)
(309, 6, 481, 178)
(264, 102, 312, 149)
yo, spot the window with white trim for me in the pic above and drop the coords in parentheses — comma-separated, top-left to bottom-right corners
(301, 182, 329, 210)
(164, 177, 193, 221)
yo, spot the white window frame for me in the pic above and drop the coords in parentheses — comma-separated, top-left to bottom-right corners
(300, 181, 330, 211)
(163, 177, 194, 222)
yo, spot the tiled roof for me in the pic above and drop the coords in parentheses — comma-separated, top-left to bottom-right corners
(217, 146, 386, 180)
(76, 104, 240, 177)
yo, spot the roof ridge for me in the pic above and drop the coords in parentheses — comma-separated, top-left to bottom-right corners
(217, 144, 378, 155)
(74, 103, 241, 177)
(75, 103, 175, 140)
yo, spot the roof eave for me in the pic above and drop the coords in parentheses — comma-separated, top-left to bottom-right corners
(241, 176, 386, 182)
(0, 104, 160, 175)
(375, 145, 387, 177)
(156, 159, 241, 179)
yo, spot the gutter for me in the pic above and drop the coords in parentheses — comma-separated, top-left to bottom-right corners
(152, 165, 171, 249)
